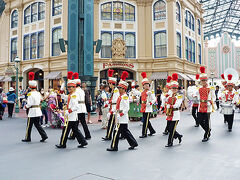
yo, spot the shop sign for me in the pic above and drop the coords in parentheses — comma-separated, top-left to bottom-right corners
(103, 62, 134, 69)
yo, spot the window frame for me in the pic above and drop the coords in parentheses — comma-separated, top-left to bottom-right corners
(24, 6, 31, 25)
(189, 39, 192, 62)
(153, 0, 166, 21)
(125, 32, 136, 59)
(176, 32, 181, 58)
(30, 33, 37, 59)
(52, 26, 62, 56)
(176, 2, 180, 22)
(31, 3, 38, 23)
(38, 31, 44, 58)
(101, 2, 112, 20)
(198, 19, 201, 35)
(198, 44, 201, 64)
(185, 37, 188, 60)
(101, 31, 112, 58)
(192, 40, 195, 63)
(23, 35, 30, 60)
(10, 38, 18, 62)
(52, 0, 62, 16)
(11, 10, 18, 29)
(154, 30, 167, 58)
(124, 2, 135, 21)
(38, 2, 45, 20)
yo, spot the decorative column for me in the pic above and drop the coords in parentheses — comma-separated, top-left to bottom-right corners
(145, 2, 153, 59)
(43, 70, 49, 91)
(44, 0, 51, 58)
(166, 0, 177, 57)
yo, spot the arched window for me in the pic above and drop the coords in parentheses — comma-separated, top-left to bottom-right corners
(125, 33, 135, 58)
(176, 2, 180, 22)
(185, 10, 194, 31)
(101, 2, 112, 20)
(154, 31, 167, 58)
(153, 0, 166, 20)
(24, 2, 45, 24)
(52, 27, 62, 56)
(30, 33, 37, 59)
(101, 32, 112, 58)
(177, 33, 181, 58)
(23, 35, 30, 60)
(100, 2, 135, 21)
(53, 0, 62, 16)
(191, 15, 195, 31)
(11, 10, 18, 28)
(38, 32, 44, 58)
(125, 3, 135, 21)
(198, 19, 201, 35)
(113, 32, 123, 40)
(113, 2, 123, 21)
(185, 11, 188, 26)
(10, 38, 17, 62)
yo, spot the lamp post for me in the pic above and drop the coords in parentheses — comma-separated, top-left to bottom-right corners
(14, 56, 20, 113)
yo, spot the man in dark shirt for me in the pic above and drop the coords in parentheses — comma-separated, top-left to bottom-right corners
(215, 86, 220, 110)
(156, 86, 162, 110)
(82, 82, 92, 124)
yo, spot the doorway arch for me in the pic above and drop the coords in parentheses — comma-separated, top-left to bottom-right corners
(23, 68, 44, 90)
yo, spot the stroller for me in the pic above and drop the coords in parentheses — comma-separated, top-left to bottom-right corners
(49, 104, 65, 128)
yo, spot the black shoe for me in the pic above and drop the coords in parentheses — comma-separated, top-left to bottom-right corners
(195, 124, 199, 127)
(139, 135, 147, 138)
(68, 137, 75, 140)
(85, 137, 91, 140)
(22, 139, 31, 142)
(102, 137, 111, 141)
(162, 132, 168, 135)
(178, 135, 183, 144)
(128, 145, 138, 150)
(228, 129, 232, 132)
(149, 132, 156, 136)
(98, 119, 102, 122)
(107, 148, 118, 151)
(55, 144, 66, 148)
(202, 138, 209, 142)
(40, 137, 48, 142)
(78, 142, 88, 148)
(165, 143, 173, 147)
(224, 120, 227, 124)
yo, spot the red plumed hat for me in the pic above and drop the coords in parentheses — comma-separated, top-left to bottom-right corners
(167, 76, 172, 83)
(221, 74, 225, 80)
(67, 71, 73, 80)
(118, 71, 129, 90)
(172, 73, 178, 81)
(29, 72, 35, 81)
(73, 72, 79, 80)
(200, 66, 205, 73)
(196, 74, 200, 80)
(228, 74, 232, 81)
(141, 72, 147, 79)
(121, 71, 128, 81)
(108, 69, 114, 77)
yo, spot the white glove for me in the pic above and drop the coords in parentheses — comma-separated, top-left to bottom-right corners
(207, 102, 211, 107)
(117, 114, 120, 120)
(107, 113, 111, 119)
(167, 104, 170, 109)
(65, 110, 69, 116)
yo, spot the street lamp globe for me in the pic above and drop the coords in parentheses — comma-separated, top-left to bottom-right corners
(14, 56, 20, 63)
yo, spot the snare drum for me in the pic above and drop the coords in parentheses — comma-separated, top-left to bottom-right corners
(220, 103, 234, 115)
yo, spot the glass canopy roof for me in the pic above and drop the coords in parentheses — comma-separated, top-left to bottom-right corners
(200, 0, 240, 39)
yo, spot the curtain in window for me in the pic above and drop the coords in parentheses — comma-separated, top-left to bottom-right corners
(52, 28, 62, 56)
(101, 33, 112, 58)
(155, 32, 167, 58)
(125, 33, 135, 58)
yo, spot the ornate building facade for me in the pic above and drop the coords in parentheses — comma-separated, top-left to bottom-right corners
(0, 0, 204, 91)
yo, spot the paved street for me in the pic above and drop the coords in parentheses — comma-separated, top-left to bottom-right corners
(1, 110, 240, 180)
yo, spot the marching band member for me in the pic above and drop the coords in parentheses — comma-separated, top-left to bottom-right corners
(22, 72, 48, 143)
(195, 67, 216, 142)
(102, 69, 120, 141)
(56, 72, 87, 149)
(129, 81, 141, 103)
(69, 72, 91, 140)
(165, 73, 183, 147)
(101, 84, 110, 129)
(107, 71, 138, 151)
(191, 74, 200, 127)
(139, 72, 156, 138)
(161, 76, 172, 135)
(219, 74, 239, 132)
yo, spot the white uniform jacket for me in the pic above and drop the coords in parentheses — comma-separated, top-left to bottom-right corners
(76, 87, 86, 113)
(111, 87, 120, 114)
(166, 94, 183, 121)
(62, 92, 79, 122)
(26, 91, 42, 118)
(220, 90, 239, 107)
(116, 93, 130, 124)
